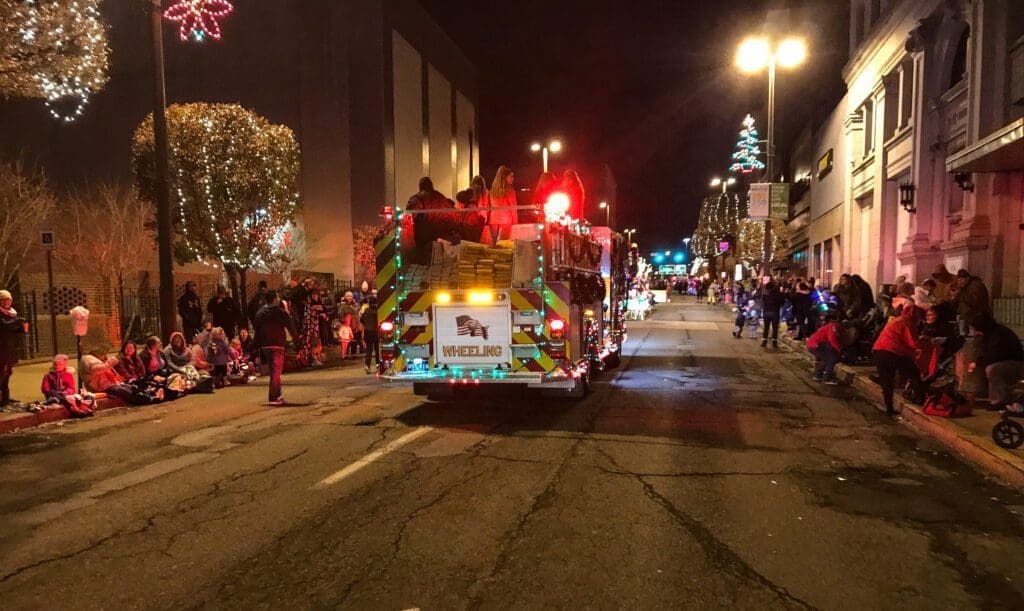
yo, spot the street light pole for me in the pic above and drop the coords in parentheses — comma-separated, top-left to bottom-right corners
(764, 59, 777, 277)
(151, 0, 176, 341)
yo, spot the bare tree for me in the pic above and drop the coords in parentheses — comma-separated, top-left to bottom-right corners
(256, 223, 314, 280)
(54, 183, 154, 336)
(0, 159, 56, 290)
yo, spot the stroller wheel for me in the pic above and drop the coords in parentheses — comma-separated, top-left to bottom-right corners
(992, 419, 1024, 450)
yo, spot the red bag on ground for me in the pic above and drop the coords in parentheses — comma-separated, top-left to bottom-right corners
(922, 391, 972, 418)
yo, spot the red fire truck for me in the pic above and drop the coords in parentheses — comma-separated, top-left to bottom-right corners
(373, 201, 628, 399)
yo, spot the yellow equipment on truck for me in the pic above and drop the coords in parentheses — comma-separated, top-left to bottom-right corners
(373, 202, 627, 400)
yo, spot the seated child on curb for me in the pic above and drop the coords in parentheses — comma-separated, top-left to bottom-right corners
(41, 354, 95, 417)
(807, 312, 845, 384)
(228, 338, 256, 384)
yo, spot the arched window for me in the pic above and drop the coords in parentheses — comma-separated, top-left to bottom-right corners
(949, 27, 970, 90)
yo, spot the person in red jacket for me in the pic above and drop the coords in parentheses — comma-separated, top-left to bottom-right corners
(41, 354, 95, 417)
(872, 296, 923, 416)
(807, 312, 845, 384)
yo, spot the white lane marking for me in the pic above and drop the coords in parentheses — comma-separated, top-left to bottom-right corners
(315, 427, 434, 487)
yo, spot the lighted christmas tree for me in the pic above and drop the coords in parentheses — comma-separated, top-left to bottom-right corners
(693, 192, 747, 258)
(729, 114, 766, 174)
(0, 0, 109, 122)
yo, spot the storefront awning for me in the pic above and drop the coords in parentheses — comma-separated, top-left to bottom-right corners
(946, 119, 1024, 173)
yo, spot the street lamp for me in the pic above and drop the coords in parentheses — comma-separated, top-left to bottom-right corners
(710, 177, 736, 193)
(530, 139, 563, 173)
(736, 35, 807, 272)
(598, 201, 609, 226)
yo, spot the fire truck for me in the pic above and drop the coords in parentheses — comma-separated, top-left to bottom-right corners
(373, 200, 628, 399)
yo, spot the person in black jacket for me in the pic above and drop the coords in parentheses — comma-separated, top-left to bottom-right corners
(0, 289, 28, 405)
(360, 295, 380, 374)
(789, 283, 812, 340)
(177, 281, 203, 343)
(246, 281, 268, 329)
(970, 315, 1024, 412)
(254, 291, 298, 406)
(761, 281, 785, 348)
(207, 286, 239, 339)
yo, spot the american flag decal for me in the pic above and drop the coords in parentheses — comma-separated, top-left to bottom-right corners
(455, 315, 489, 340)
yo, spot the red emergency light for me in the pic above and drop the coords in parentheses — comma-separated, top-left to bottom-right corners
(544, 192, 571, 222)
(380, 205, 394, 221)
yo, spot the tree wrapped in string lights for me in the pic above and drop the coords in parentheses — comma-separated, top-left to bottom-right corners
(729, 114, 766, 174)
(0, 0, 109, 122)
(132, 103, 301, 312)
(692, 192, 746, 258)
(737, 218, 789, 268)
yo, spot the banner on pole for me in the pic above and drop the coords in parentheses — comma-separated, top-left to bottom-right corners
(769, 183, 790, 220)
(748, 183, 769, 220)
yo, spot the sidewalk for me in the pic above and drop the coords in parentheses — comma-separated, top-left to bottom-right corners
(778, 333, 1024, 488)
(0, 344, 362, 434)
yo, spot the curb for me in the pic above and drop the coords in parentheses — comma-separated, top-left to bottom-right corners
(779, 335, 1024, 488)
(2, 347, 361, 435)
(0, 395, 127, 435)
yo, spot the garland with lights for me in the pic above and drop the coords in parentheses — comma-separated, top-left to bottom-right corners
(1, 0, 109, 122)
(132, 103, 301, 273)
(692, 192, 746, 258)
(729, 114, 766, 174)
(163, 0, 234, 42)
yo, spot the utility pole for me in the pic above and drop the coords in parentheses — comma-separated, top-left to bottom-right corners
(151, 0, 177, 341)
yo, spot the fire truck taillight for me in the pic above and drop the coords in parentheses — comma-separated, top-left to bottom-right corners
(548, 318, 566, 339)
(379, 321, 395, 340)
(380, 205, 394, 221)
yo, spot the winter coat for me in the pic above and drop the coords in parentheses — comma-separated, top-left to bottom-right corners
(254, 304, 298, 349)
(247, 291, 267, 327)
(207, 296, 239, 333)
(976, 319, 1024, 368)
(360, 305, 379, 337)
(115, 354, 146, 381)
(807, 322, 844, 353)
(761, 287, 785, 315)
(913, 287, 935, 309)
(872, 310, 919, 358)
(206, 337, 232, 367)
(82, 354, 124, 393)
(41, 369, 76, 398)
(0, 310, 27, 364)
(956, 276, 992, 326)
(177, 290, 203, 327)
(164, 345, 194, 373)
(140, 349, 168, 374)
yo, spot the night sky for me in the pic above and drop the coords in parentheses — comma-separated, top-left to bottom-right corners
(422, 0, 849, 253)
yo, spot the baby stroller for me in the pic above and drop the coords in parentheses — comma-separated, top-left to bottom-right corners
(993, 409, 1024, 449)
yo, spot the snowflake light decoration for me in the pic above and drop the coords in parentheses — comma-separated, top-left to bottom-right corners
(163, 0, 234, 43)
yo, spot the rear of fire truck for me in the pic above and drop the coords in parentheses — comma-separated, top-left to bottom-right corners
(373, 197, 627, 399)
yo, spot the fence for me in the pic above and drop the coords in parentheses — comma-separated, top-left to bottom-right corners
(993, 296, 1024, 335)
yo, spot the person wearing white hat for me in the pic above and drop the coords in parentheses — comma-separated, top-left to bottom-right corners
(0, 289, 29, 406)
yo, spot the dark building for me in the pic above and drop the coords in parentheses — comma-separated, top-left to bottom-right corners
(0, 0, 479, 280)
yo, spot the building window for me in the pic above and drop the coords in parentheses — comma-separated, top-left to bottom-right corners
(823, 239, 834, 288)
(900, 61, 914, 128)
(862, 101, 874, 156)
(949, 27, 970, 91)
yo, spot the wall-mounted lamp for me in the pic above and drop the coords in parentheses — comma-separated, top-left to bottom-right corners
(899, 182, 916, 214)
(954, 172, 975, 193)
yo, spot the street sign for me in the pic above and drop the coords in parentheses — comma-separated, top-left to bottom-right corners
(40, 230, 55, 250)
(748, 183, 769, 220)
(769, 183, 790, 220)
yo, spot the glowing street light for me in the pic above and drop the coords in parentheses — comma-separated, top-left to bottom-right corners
(598, 200, 610, 226)
(735, 35, 807, 272)
(710, 176, 737, 193)
(530, 139, 563, 172)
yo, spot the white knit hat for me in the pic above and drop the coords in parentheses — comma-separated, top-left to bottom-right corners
(0, 290, 11, 300)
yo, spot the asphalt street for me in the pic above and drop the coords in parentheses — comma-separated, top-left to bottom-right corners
(2, 299, 1024, 610)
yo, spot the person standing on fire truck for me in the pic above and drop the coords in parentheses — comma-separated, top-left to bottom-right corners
(488, 166, 517, 241)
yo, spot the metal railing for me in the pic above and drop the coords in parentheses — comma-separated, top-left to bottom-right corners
(993, 296, 1024, 333)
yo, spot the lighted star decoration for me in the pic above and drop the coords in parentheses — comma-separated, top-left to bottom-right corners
(163, 0, 234, 43)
